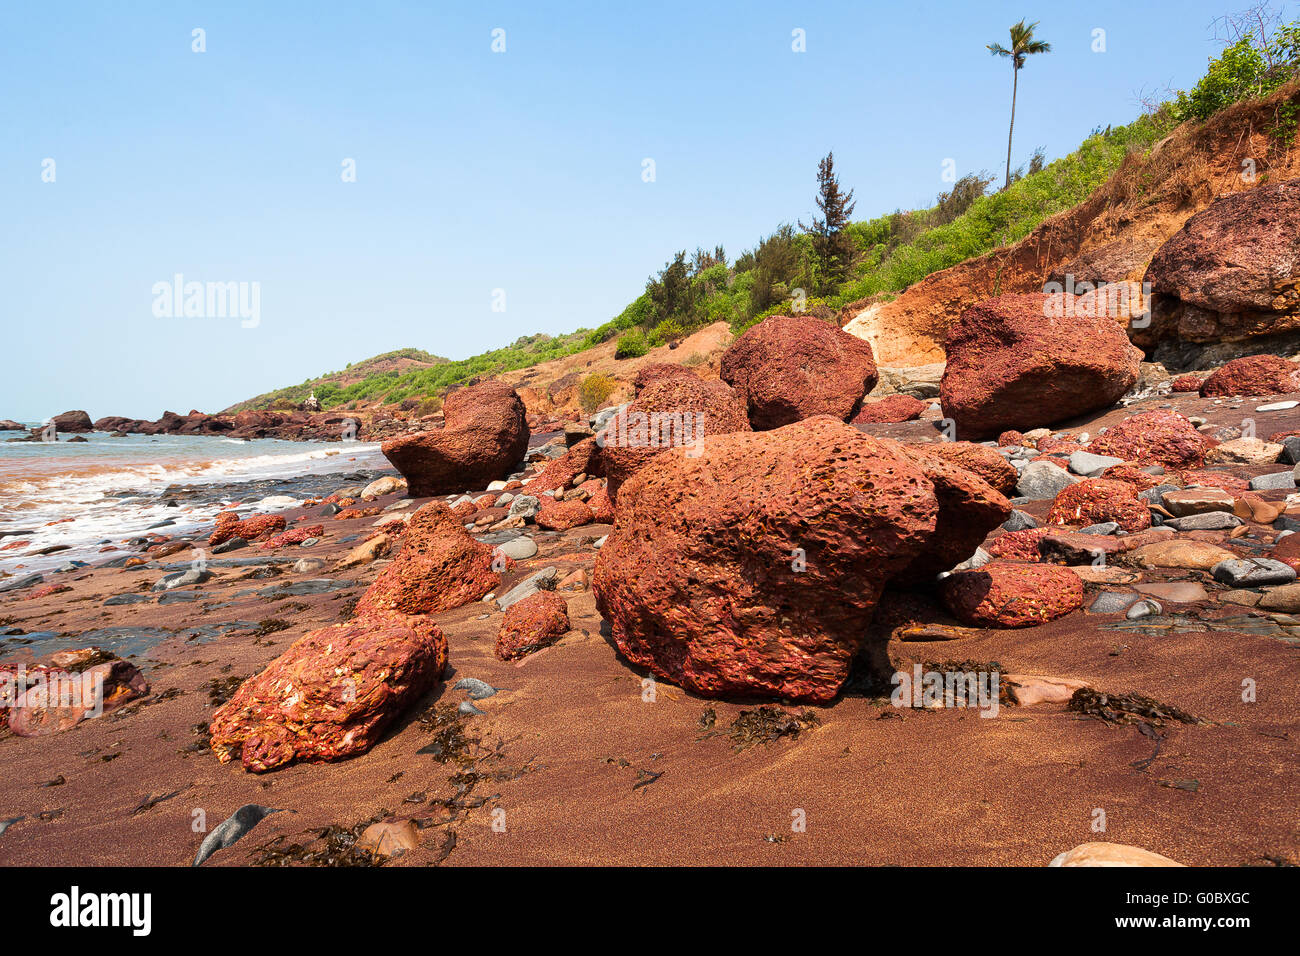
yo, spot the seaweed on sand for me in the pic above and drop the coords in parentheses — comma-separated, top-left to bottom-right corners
(1067, 688, 1201, 726)
(699, 705, 821, 752)
(251, 810, 392, 867)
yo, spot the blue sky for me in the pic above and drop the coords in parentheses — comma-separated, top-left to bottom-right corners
(1, 0, 1244, 421)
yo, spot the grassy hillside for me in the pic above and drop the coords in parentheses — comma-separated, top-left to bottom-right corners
(234, 13, 1299, 413)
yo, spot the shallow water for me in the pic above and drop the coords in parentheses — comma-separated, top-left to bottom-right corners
(0, 429, 388, 574)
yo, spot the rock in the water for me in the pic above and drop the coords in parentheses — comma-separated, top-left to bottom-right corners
(720, 314, 878, 430)
(496, 590, 570, 661)
(381, 380, 529, 496)
(941, 562, 1084, 628)
(938, 292, 1142, 439)
(594, 416, 1003, 702)
(209, 612, 447, 772)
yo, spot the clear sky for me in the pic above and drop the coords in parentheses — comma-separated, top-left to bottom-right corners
(1, 0, 1247, 421)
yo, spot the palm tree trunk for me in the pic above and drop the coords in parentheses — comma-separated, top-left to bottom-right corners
(1005, 64, 1018, 190)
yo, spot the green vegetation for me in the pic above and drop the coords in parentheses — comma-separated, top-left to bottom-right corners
(1172, 11, 1300, 121)
(239, 7, 1300, 414)
(578, 373, 618, 413)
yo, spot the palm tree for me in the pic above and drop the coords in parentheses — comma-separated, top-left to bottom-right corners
(988, 19, 1051, 190)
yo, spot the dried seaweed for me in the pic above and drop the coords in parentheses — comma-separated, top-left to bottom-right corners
(707, 705, 821, 752)
(251, 811, 390, 867)
(203, 675, 247, 707)
(1068, 688, 1201, 726)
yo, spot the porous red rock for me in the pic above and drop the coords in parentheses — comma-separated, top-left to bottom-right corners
(209, 612, 447, 772)
(720, 315, 878, 429)
(208, 512, 287, 546)
(356, 501, 499, 616)
(261, 525, 324, 549)
(587, 485, 615, 523)
(24, 583, 72, 600)
(938, 293, 1143, 439)
(381, 380, 529, 496)
(1170, 375, 1204, 392)
(1098, 464, 1162, 491)
(528, 437, 602, 494)
(535, 498, 594, 531)
(594, 416, 978, 702)
(1088, 411, 1214, 469)
(496, 590, 570, 661)
(1046, 479, 1152, 532)
(941, 562, 1084, 628)
(852, 394, 928, 424)
(601, 376, 750, 500)
(997, 430, 1026, 447)
(633, 363, 696, 394)
(1146, 178, 1300, 316)
(1199, 355, 1300, 397)
(987, 528, 1051, 562)
(907, 440, 1018, 494)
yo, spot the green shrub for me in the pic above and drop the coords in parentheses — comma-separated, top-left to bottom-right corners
(615, 328, 649, 359)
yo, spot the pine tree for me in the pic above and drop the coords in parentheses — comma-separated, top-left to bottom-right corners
(801, 151, 857, 290)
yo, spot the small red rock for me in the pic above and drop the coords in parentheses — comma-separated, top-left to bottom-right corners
(942, 562, 1084, 628)
(496, 590, 570, 661)
(1046, 478, 1151, 532)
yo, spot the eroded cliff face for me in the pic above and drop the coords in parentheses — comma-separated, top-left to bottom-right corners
(843, 82, 1300, 368)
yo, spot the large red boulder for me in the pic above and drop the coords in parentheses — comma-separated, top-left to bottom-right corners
(381, 380, 529, 496)
(209, 612, 447, 772)
(356, 501, 499, 616)
(1088, 410, 1214, 469)
(942, 562, 1083, 628)
(496, 591, 570, 661)
(600, 376, 750, 500)
(939, 293, 1143, 439)
(1199, 355, 1300, 397)
(594, 416, 991, 703)
(633, 363, 697, 394)
(1144, 178, 1300, 343)
(720, 315, 878, 429)
(1046, 478, 1151, 532)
